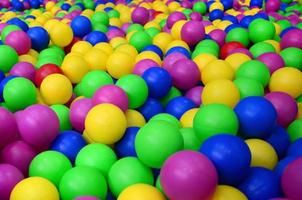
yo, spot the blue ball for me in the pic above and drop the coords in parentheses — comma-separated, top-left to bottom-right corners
(225, 24, 242, 33)
(165, 96, 196, 119)
(287, 138, 302, 157)
(266, 125, 290, 159)
(27, 27, 50, 52)
(223, 15, 239, 24)
(139, 98, 164, 120)
(85, 31, 108, 45)
(240, 16, 255, 28)
(71, 16, 92, 38)
(0, 76, 18, 102)
(142, 67, 172, 99)
(200, 134, 251, 186)
(207, 0, 216, 8)
(209, 9, 224, 21)
(221, 0, 233, 10)
(234, 96, 277, 139)
(25, 15, 36, 20)
(254, 13, 269, 20)
(142, 45, 163, 58)
(166, 46, 191, 58)
(104, 7, 113, 12)
(61, 3, 71, 11)
(0, 70, 5, 82)
(280, 3, 288, 11)
(29, 0, 40, 8)
(115, 127, 139, 158)
(51, 130, 87, 163)
(11, 0, 24, 11)
(7, 18, 28, 32)
(274, 156, 297, 180)
(250, 0, 264, 8)
(238, 167, 281, 200)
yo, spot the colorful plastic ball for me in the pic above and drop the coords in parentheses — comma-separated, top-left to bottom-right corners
(220, 41, 245, 59)
(125, 110, 146, 127)
(161, 150, 217, 200)
(209, 9, 224, 21)
(238, 167, 281, 200)
(166, 11, 186, 29)
(149, 113, 181, 129)
(287, 138, 302, 157)
(274, 156, 297, 180)
(59, 166, 107, 200)
(10, 177, 59, 200)
(234, 78, 264, 99)
(208, 29, 226, 47)
(142, 45, 163, 59)
(118, 183, 165, 200)
(129, 31, 152, 52)
(280, 47, 302, 70)
(193, 2, 207, 14)
(265, 0, 281, 12)
(257, 52, 284, 74)
(106, 51, 134, 79)
(266, 125, 290, 159)
(85, 31, 108, 45)
(84, 47, 108, 71)
(0, 45, 18, 73)
(92, 12, 109, 26)
(27, 27, 49, 52)
(71, 16, 92, 38)
(166, 46, 191, 59)
(71, 41, 92, 55)
(70, 98, 93, 132)
(9, 62, 35, 82)
(248, 19, 276, 43)
(180, 128, 200, 150)
(135, 120, 183, 168)
(108, 157, 153, 197)
(179, 108, 198, 128)
(133, 59, 158, 76)
(211, 185, 248, 200)
(1, 25, 22, 42)
(115, 127, 139, 158)
(165, 97, 196, 119)
(0, 107, 19, 149)
(139, 98, 164, 121)
(131, 7, 149, 25)
(35, 63, 62, 87)
(249, 42, 276, 58)
(51, 105, 72, 131)
(4, 30, 30, 55)
(280, 29, 302, 49)
(49, 22, 73, 47)
(162, 52, 188, 71)
(200, 134, 251, 186)
(181, 20, 205, 46)
(185, 86, 203, 106)
(226, 27, 249, 47)
(202, 59, 234, 85)
(269, 67, 302, 98)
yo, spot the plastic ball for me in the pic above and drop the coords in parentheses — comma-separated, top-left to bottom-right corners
(280, 29, 302, 49)
(248, 19, 276, 43)
(131, 7, 149, 25)
(84, 47, 108, 71)
(220, 41, 245, 59)
(209, 9, 224, 21)
(142, 45, 163, 59)
(202, 59, 234, 85)
(226, 28, 249, 47)
(257, 52, 284, 74)
(92, 12, 109, 26)
(149, 113, 181, 129)
(71, 16, 92, 38)
(249, 42, 276, 58)
(51, 104, 72, 131)
(73, 196, 100, 200)
(166, 46, 191, 59)
(129, 30, 152, 52)
(71, 41, 93, 55)
(1, 25, 22, 43)
(180, 108, 198, 128)
(5, 30, 31, 55)
(266, 125, 290, 159)
(139, 98, 164, 121)
(165, 96, 196, 119)
(49, 22, 73, 47)
(85, 31, 108, 45)
(179, 128, 200, 151)
(133, 59, 158, 76)
(0, 45, 18, 73)
(125, 109, 146, 127)
(163, 52, 188, 71)
(106, 51, 134, 79)
(70, 98, 93, 132)
(9, 62, 35, 82)
(161, 150, 218, 200)
(0, 107, 19, 149)
(211, 185, 248, 200)
(234, 78, 264, 99)
(115, 127, 139, 158)
(35, 63, 62, 87)
(181, 20, 205, 46)
(280, 47, 302, 70)
(287, 138, 302, 157)
(118, 184, 165, 200)
(185, 86, 203, 106)
(193, 2, 207, 15)
(166, 11, 186, 29)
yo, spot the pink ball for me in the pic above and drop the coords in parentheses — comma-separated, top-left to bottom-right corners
(185, 86, 203, 106)
(280, 29, 302, 49)
(181, 21, 205, 46)
(92, 85, 128, 112)
(167, 12, 187, 29)
(257, 52, 284, 74)
(189, 12, 202, 21)
(74, 196, 101, 200)
(70, 98, 93, 132)
(265, 0, 281, 12)
(133, 59, 158, 76)
(131, 7, 150, 25)
(162, 52, 188, 72)
(1, 141, 37, 176)
(5, 30, 31, 55)
(0, 107, 19, 149)
(181, 1, 192, 8)
(0, 164, 24, 200)
(282, 157, 302, 200)
(106, 29, 125, 40)
(265, 92, 298, 127)
(0, 23, 8, 33)
(122, 23, 131, 32)
(161, 150, 218, 200)
(16, 104, 59, 147)
(9, 62, 36, 82)
(209, 29, 226, 47)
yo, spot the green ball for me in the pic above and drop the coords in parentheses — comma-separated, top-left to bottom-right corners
(180, 128, 201, 151)
(36, 56, 63, 69)
(108, 157, 153, 197)
(74, 83, 84, 97)
(49, 45, 65, 58)
(56, 12, 66, 18)
(91, 12, 109, 26)
(192, 47, 218, 58)
(236, 60, 270, 86)
(182, 8, 193, 18)
(193, 104, 238, 143)
(3, 77, 37, 111)
(40, 46, 65, 60)
(116, 74, 148, 109)
(249, 42, 275, 58)
(234, 78, 264, 99)
(84, 1, 95, 9)
(296, 94, 302, 103)
(226, 28, 250, 47)
(149, 113, 180, 128)
(0, 45, 18, 73)
(196, 39, 220, 52)
(145, 27, 160, 38)
(135, 120, 184, 168)
(108, 10, 120, 18)
(287, 119, 302, 142)
(80, 70, 114, 98)
(276, 20, 292, 31)
(50, 105, 72, 131)
(126, 23, 144, 34)
(248, 19, 276, 43)
(193, 2, 207, 14)
(280, 47, 302, 70)
(296, 22, 302, 29)
(160, 87, 182, 106)
(1, 25, 21, 42)
(29, 151, 72, 187)
(93, 23, 108, 32)
(129, 31, 152, 52)
(159, 19, 167, 28)
(75, 143, 117, 177)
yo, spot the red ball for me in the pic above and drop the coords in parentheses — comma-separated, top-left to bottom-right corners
(220, 41, 245, 59)
(35, 64, 63, 87)
(64, 37, 81, 54)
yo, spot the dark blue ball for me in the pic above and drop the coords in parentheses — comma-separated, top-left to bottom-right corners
(0, 70, 5, 82)
(166, 46, 191, 58)
(11, 0, 24, 11)
(206, 0, 216, 8)
(7, 18, 28, 32)
(254, 13, 269, 20)
(61, 3, 71, 11)
(115, 127, 139, 158)
(274, 156, 297, 180)
(104, 7, 113, 12)
(240, 16, 255, 28)
(29, 0, 40, 8)
(223, 15, 239, 24)
(27, 27, 50, 52)
(71, 16, 92, 38)
(225, 24, 242, 33)
(142, 45, 163, 59)
(209, 9, 224, 21)
(142, 67, 172, 99)
(250, 0, 264, 8)
(221, 0, 233, 10)
(280, 3, 288, 11)
(0, 75, 18, 102)
(139, 98, 164, 120)
(287, 138, 302, 157)
(85, 31, 108, 45)
(165, 96, 196, 119)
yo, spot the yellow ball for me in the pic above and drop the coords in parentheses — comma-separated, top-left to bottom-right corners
(209, 2, 224, 12)
(110, 37, 128, 49)
(245, 139, 278, 170)
(211, 185, 248, 200)
(71, 41, 93, 55)
(61, 55, 90, 84)
(193, 53, 217, 73)
(225, 53, 251, 71)
(85, 103, 127, 145)
(135, 51, 162, 66)
(107, 52, 135, 79)
(202, 60, 235, 85)
(45, 1, 55, 11)
(171, 20, 186, 40)
(36, 89, 47, 105)
(110, 18, 122, 28)
(168, 2, 181, 12)
(125, 109, 146, 127)
(297, 103, 302, 119)
(19, 55, 37, 65)
(205, 25, 217, 34)
(217, 21, 232, 30)
(269, 67, 302, 98)
(43, 19, 59, 33)
(202, 79, 240, 108)
(84, 48, 108, 70)
(165, 40, 190, 53)
(115, 44, 138, 57)
(180, 108, 199, 128)
(94, 42, 113, 56)
(40, 74, 73, 105)
(10, 177, 59, 200)
(264, 40, 280, 53)
(49, 22, 73, 47)
(153, 32, 174, 52)
(120, 12, 131, 24)
(144, 21, 161, 30)
(118, 184, 165, 200)
(83, 129, 95, 144)
(81, 9, 94, 18)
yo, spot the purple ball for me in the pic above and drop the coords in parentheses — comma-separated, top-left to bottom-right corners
(167, 12, 187, 29)
(0, 108, 19, 150)
(280, 29, 302, 49)
(185, 86, 203, 106)
(16, 104, 59, 148)
(131, 7, 150, 25)
(0, 23, 7, 33)
(133, 59, 158, 76)
(209, 29, 226, 47)
(5, 30, 31, 55)
(1, 141, 37, 176)
(181, 1, 192, 8)
(229, 48, 253, 58)
(70, 98, 93, 132)
(0, 164, 24, 200)
(181, 21, 205, 46)
(265, 92, 298, 127)
(201, 21, 212, 27)
(92, 85, 128, 112)
(9, 62, 36, 82)
(161, 150, 218, 200)
(121, 23, 131, 33)
(106, 29, 125, 40)
(265, 0, 281, 12)
(257, 52, 284, 74)
(163, 52, 188, 72)
(190, 12, 202, 21)
(74, 197, 101, 200)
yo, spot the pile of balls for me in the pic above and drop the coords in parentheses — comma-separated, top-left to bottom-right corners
(0, 0, 302, 199)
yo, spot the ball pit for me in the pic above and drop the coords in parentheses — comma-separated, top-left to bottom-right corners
(0, 0, 301, 199)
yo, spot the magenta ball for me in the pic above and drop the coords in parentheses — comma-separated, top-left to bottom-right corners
(15, 104, 59, 147)
(185, 86, 203, 106)
(106, 29, 125, 40)
(190, 12, 202, 21)
(1, 141, 37, 176)
(181, 1, 192, 8)
(282, 157, 302, 200)
(0, 107, 19, 149)
(167, 11, 187, 29)
(169, 58, 200, 90)
(131, 7, 150, 25)
(9, 62, 36, 82)
(74, 196, 101, 200)
(209, 29, 226, 47)
(265, 0, 281, 12)
(5, 30, 31, 55)
(181, 21, 205, 46)
(162, 52, 188, 72)
(265, 92, 298, 127)
(161, 150, 218, 200)
(92, 85, 128, 112)
(0, 164, 24, 200)
(280, 29, 302, 49)
(70, 98, 93, 132)
(257, 52, 284, 74)
(133, 59, 158, 76)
